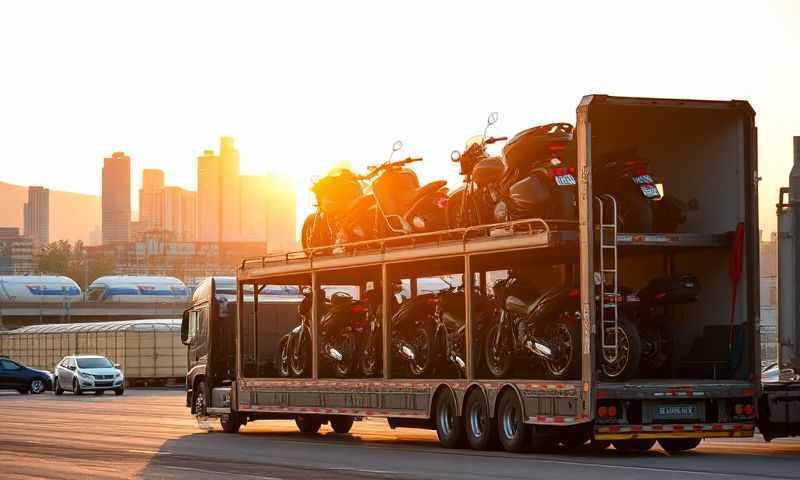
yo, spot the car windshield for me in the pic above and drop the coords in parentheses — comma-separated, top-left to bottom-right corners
(77, 358, 113, 369)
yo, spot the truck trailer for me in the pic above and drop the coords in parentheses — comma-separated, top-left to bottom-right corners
(183, 95, 759, 453)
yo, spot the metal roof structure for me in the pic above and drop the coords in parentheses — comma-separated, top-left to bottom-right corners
(0, 318, 181, 335)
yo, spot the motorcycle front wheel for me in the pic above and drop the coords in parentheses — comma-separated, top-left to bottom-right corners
(541, 317, 580, 380)
(332, 332, 357, 378)
(407, 326, 435, 378)
(483, 323, 513, 379)
(600, 317, 642, 380)
(290, 329, 312, 377)
(301, 212, 333, 251)
(275, 335, 291, 377)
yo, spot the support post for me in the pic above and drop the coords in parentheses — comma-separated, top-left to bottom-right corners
(465, 255, 474, 381)
(311, 271, 320, 380)
(382, 264, 391, 380)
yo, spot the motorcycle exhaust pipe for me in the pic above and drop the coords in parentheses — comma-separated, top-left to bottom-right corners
(323, 344, 344, 362)
(396, 341, 416, 361)
(449, 352, 465, 370)
(525, 339, 554, 360)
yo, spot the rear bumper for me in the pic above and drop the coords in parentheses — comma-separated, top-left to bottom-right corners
(594, 422, 755, 440)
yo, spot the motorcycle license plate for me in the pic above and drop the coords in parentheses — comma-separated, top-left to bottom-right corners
(639, 184, 661, 199)
(555, 174, 576, 186)
(654, 404, 698, 420)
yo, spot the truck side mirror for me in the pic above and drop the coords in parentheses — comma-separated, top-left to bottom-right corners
(181, 310, 190, 345)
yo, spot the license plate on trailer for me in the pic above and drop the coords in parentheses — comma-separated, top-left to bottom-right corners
(639, 184, 661, 199)
(555, 174, 576, 186)
(654, 404, 698, 420)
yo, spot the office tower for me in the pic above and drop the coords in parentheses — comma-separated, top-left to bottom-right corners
(139, 169, 165, 231)
(197, 149, 221, 242)
(163, 186, 197, 242)
(240, 175, 267, 243)
(219, 137, 241, 242)
(23, 186, 49, 246)
(102, 151, 131, 244)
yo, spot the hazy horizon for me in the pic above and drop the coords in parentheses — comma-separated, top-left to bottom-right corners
(1, 0, 798, 234)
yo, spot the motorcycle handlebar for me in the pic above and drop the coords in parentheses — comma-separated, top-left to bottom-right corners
(359, 157, 423, 180)
(485, 136, 508, 145)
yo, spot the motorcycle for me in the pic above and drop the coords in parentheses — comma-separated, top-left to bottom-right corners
(432, 285, 493, 377)
(283, 289, 370, 378)
(301, 168, 366, 251)
(483, 274, 581, 379)
(390, 292, 440, 377)
(357, 283, 402, 378)
(447, 112, 508, 228)
(492, 123, 578, 225)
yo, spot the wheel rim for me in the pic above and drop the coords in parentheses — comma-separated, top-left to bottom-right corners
(334, 334, 355, 377)
(544, 320, 575, 378)
(438, 398, 454, 436)
(279, 339, 290, 376)
(501, 400, 521, 439)
(469, 400, 487, 439)
(291, 332, 309, 376)
(602, 326, 631, 378)
(486, 325, 510, 377)
(195, 390, 205, 415)
(31, 380, 44, 393)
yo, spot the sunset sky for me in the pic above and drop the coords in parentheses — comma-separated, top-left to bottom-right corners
(0, 0, 798, 233)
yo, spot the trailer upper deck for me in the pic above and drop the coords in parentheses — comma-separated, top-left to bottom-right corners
(239, 218, 732, 282)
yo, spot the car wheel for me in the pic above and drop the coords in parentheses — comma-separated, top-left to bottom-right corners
(114, 388, 124, 396)
(73, 379, 82, 395)
(17, 388, 30, 395)
(54, 378, 64, 395)
(30, 379, 46, 394)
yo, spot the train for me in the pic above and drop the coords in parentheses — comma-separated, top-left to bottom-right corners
(0, 276, 82, 304)
(86, 276, 189, 303)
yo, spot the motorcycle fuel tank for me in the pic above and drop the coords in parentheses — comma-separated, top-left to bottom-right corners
(373, 168, 420, 216)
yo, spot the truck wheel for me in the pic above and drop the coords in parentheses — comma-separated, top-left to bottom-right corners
(330, 416, 354, 434)
(220, 413, 244, 433)
(496, 391, 530, 453)
(612, 439, 655, 452)
(434, 391, 465, 448)
(464, 389, 497, 450)
(659, 438, 701, 453)
(600, 317, 641, 380)
(295, 415, 322, 433)
(193, 380, 207, 416)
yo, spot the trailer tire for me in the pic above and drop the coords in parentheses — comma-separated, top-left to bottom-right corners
(434, 391, 465, 449)
(659, 438, 701, 453)
(220, 413, 244, 434)
(464, 389, 497, 450)
(330, 416, 354, 434)
(295, 415, 323, 434)
(612, 439, 655, 452)
(496, 391, 529, 453)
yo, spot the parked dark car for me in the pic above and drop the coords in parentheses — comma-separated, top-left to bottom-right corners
(0, 356, 53, 394)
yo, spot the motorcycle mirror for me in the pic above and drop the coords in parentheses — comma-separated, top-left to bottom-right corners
(392, 140, 403, 152)
(487, 112, 499, 126)
(450, 150, 461, 162)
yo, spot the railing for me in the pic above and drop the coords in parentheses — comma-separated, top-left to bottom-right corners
(241, 217, 579, 272)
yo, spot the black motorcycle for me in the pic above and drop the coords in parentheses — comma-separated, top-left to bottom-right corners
(484, 275, 581, 379)
(388, 292, 440, 377)
(433, 287, 493, 377)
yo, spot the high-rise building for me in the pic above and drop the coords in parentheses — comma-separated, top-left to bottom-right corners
(23, 186, 49, 247)
(264, 172, 297, 252)
(163, 186, 197, 242)
(219, 137, 241, 242)
(240, 175, 267, 243)
(197, 149, 221, 242)
(102, 151, 131, 244)
(139, 169, 165, 231)
(0, 227, 34, 274)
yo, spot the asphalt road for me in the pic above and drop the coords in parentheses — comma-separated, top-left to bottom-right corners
(2, 390, 800, 479)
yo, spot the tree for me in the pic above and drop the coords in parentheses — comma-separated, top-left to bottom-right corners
(37, 240, 116, 289)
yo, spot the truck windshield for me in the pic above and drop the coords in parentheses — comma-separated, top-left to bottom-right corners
(77, 358, 113, 369)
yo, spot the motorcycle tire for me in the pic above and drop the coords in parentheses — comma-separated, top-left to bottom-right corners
(446, 189, 482, 230)
(301, 212, 333, 251)
(638, 319, 674, 377)
(407, 326, 435, 378)
(290, 329, 312, 378)
(332, 332, 357, 378)
(484, 323, 513, 379)
(275, 334, 291, 378)
(542, 316, 580, 380)
(600, 316, 642, 381)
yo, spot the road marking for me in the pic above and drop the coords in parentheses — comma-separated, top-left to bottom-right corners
(160, 465, 283, 479)
(127, 449, 172, 455)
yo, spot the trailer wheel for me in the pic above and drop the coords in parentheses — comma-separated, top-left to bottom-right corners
(659, 438, 701, 453)
(434, 391, 465, 448)
(612, 439, 655, 452)
(464, 389, 497, 450)
(220, 413, 244, 434)
(330, 416, 354, 434)
(295, 415, 323, 434)
(496, 391, 529, 453)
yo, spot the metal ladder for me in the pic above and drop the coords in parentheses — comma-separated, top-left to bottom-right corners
(595, 194, 620, 363)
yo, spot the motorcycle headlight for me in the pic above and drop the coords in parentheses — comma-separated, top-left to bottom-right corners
(494, 201, 508, 222)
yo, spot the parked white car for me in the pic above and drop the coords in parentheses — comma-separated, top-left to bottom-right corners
(54, 355, 124, 395)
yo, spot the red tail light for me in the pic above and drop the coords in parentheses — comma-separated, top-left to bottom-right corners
(351, 304, 366, 314)
(569, 288, 579, 298)
(548, 142, 567, 152)
(567, 167, 576, 175)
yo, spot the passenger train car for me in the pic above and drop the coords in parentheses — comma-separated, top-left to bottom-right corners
(87, 276, 189, 303)
(0, 276, 82, 304)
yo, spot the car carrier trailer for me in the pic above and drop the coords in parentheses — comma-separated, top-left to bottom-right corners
(183, 94, 759, 453)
